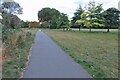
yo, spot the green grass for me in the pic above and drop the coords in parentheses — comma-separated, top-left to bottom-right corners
(2, 28, 37, 78)
(44, 29, 118, 78)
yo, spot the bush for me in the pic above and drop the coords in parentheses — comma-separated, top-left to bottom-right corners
(2, 28, 35, 78)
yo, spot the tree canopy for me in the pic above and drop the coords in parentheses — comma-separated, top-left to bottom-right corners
(1, 1, 23, 14)
(102, 7, 120, 32)
(38, 7, 69, 29)
(1, 0, 23, 28)
(71, 5, 84, 26)
(73, 1, 120, 32)
(75, 1, 105, 32)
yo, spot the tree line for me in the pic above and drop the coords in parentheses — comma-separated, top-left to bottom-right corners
(38, 1, 120, 32)
(38, 7, 70, 29)
(72, 1, 120, 32)
(0, 0, 119, 32)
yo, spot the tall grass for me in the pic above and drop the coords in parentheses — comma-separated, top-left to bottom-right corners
(2, 28, 37, 78)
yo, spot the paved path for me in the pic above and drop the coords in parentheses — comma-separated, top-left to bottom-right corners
(23, 31, 92, 78)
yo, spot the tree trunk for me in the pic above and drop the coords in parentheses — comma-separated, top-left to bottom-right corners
(79, 25, 81, 31)
(89, 26, 91, 32)
(107, 28, 109, 32)
(107, 26, 110, 32)
(66, 28, 68, 31)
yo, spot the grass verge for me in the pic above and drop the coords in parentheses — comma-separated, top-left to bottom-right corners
(2, 28, 37, 78)
(44, 29, 118, 79)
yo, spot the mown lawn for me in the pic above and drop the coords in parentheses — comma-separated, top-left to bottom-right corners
(44, 29, 118, 78)
(2, 28, 37, 78)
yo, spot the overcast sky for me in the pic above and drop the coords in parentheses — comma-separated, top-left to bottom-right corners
(14, 0, 119, 21)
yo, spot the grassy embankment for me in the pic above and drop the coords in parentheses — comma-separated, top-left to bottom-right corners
(44, 29, 118, 79)
(2, 28, 37, 78)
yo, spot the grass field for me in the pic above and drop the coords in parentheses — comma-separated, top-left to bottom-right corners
(44, 29, 118, 78)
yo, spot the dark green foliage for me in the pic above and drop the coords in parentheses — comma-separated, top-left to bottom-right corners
(102, 8, 120, 32)
(20, 21, 30, 28)
(38, 7, 69, 29)
(38, 7, 54, 22)
(1, 0, 23, 43)
(71, 5, 84, 26)
(58, 13, 69, 28)
(72, 1, 119, 32)
(2, 12, 21, 29)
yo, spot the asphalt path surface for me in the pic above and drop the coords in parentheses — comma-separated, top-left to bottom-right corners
(23, 30, 92, 78)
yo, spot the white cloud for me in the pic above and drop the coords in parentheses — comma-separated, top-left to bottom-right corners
(14, 0, 119, 21)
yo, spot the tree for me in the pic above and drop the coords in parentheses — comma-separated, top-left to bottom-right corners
(75, 19, 84, 31)
(50, 15, 58, 29)
(71, 5, 84, 30)
(102, 8, 120, 32)
(1, 0, 23, 28)
(1, 0, 23, 42)
(38, 8, 60, 22)
(76, 1, 105, 32)
(1, 1, 23, 14)
(62, 22, 71, 31)
(20, 20, 30, 28)
(56, 13, 69, 29)
(38, 7, 52, 22)
(38, 8, 60, 29)
(38, 7, 69, 29)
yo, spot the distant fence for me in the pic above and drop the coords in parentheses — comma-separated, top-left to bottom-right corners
(70, 25, 118, 29)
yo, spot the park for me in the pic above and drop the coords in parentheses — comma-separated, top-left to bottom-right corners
(0, 0, 119, 79)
